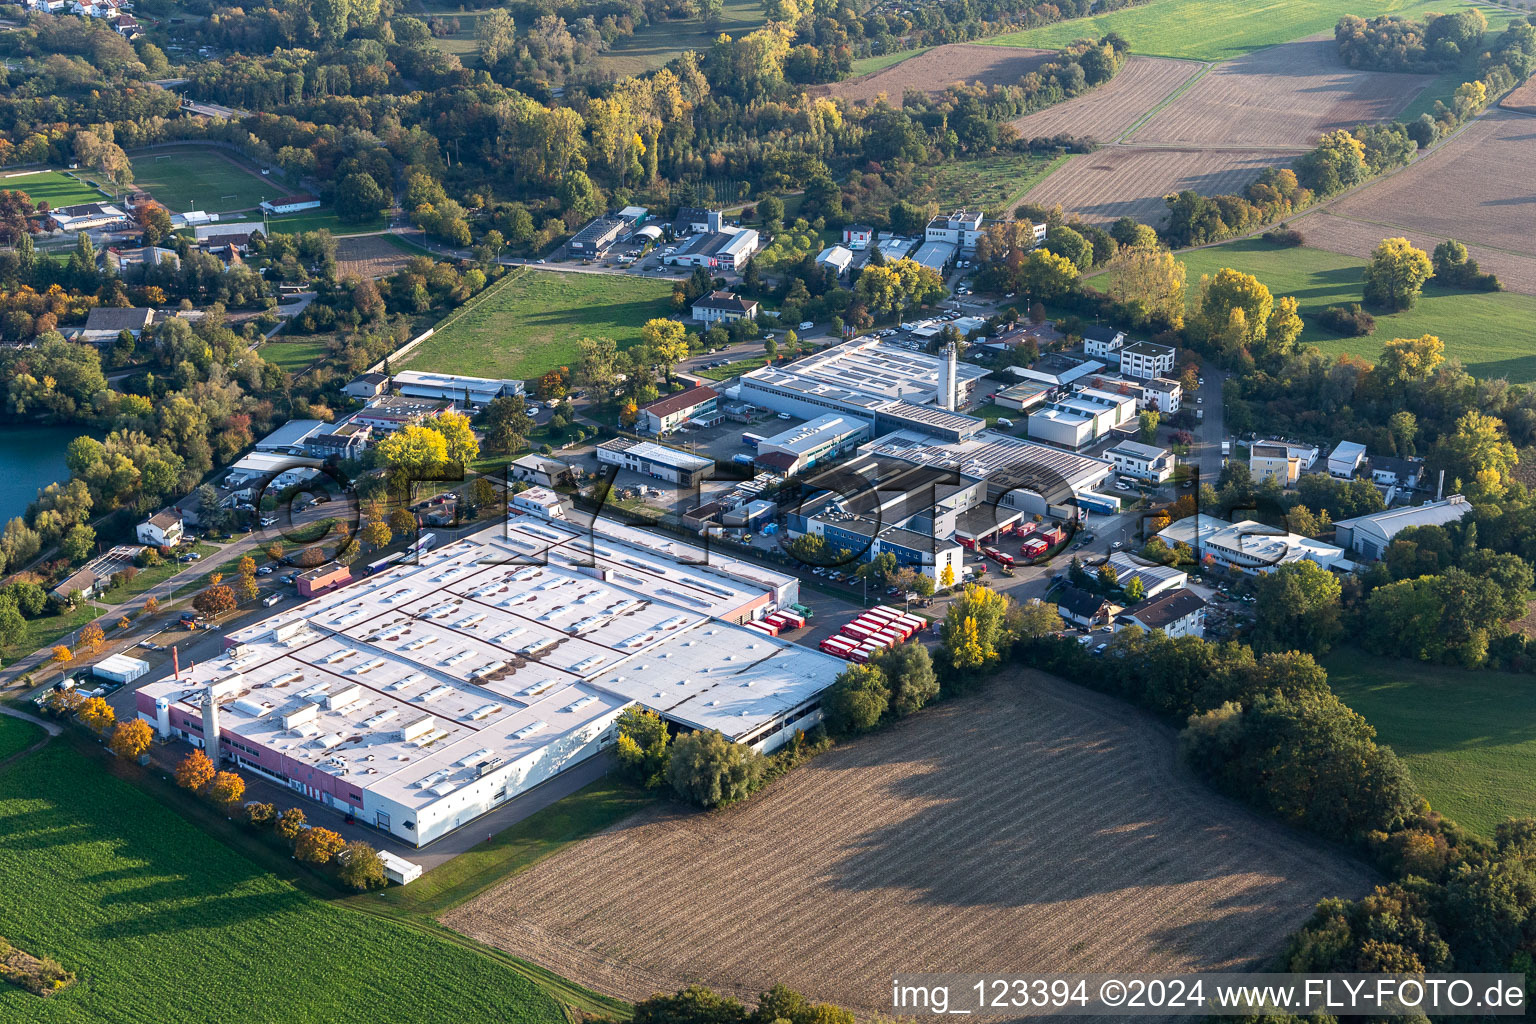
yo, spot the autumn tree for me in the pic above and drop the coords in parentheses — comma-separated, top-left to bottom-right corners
(108, 718, 153, 759)
(77, 696, 115, 734)
(175, 749, 216, 791)
(275, 807, 308, 841)
(615, 707, 671, 789)
(193, 584, 237, 618)
(205, 771, 246, 807)
(295, 826, 347, 863)
(642, 318, 690, 382)
(143, 596, 159, 616)
(1101, 244, 1187, 328)
(939, 584, 1017, 672)
(822, 663, 889, 734)
(1363, 237, 1433, 311)
(434, 411, 480, 466)
(337, 841, 388, 890)
(665, 729, 764, 808)
(1433, 410, 1519, 491)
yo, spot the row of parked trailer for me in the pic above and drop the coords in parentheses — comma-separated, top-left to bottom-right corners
(818, 605, 928, 663)
(745, 608, 808, 638)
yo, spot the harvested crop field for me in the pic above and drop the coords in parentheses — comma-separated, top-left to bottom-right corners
(810, 43, 1052, 105)
(1289, 210, 1536, 296)
(336, 234, 416, 280)
(1322, 109, 1536, 258)
(1021, 147, 1280, 225)
(446, 671, 1373, 1014)
(1130, 39, 1436, 148)
(1010, 56, 1202, 142)
(1502, 78, 1536, 115)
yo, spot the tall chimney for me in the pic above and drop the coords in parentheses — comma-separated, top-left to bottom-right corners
(202, 685, 222, 767)
(155, 696, 171, 739)
(1437, 468, 1445, 501)
(941, 342, 959, 411)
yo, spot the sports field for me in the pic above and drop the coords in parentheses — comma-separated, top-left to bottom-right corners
(0, 171, 108, 208)
(129, 148, 273, 213)
(1327, 649, 1536, 836)
(1176, 239, 1536, 381)
(983, 0, 1508, 61)
(403, 267, 675, 379)
(0, 743, 569, 1023)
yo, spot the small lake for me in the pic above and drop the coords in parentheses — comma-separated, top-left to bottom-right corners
(0, 425, 79, 524)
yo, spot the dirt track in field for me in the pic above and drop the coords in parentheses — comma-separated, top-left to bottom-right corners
(811, 44, 1054, 106)
(336, 234, 415, 280)
(1289, 209, 1536, 296)
(1313, 109, 1536, 267)
(1129, 39, 1436, 149)
(1010, 56, 1203, 142)
(445, 670, 1373, 1014)
(1021, 148, 1281, 225)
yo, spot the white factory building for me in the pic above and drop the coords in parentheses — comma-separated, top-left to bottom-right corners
(136, 515, 838, 847)
(392, 371, 525, 406)
(739, 338, 989, 443)
(753, 414, 870, 477)
(1156, 514, 1355, 575)
(1027, 387, 1139, 449)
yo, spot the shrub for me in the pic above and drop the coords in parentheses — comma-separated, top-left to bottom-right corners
(1317, 303, 1376, 336)
(665, 729, 764, 808)
(337, 841, 388, 890)
(245, 801, 277, 828)
(294, 826, 346, 864)
(275, 806, 308, 841)
(1262, 226, 1305, 246)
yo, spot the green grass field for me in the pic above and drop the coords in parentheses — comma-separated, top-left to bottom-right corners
(0, 171, 108, 209)
(129, 149, 273, 213)
(405, 267, 675, 379)
(2, 604, 100, 669)
(594, 0, 765, 77)
(0, 743, 569, 1023)
(1327, 648, 1536, 836)
(1176, 239, 1536, 381)
(922, 153, 1069, 216)
(984, 0, 1508, 61)
(220, 211, 384, 236)
(0, 717, 43, 762)
(848, 46, 931, 76)
(260, 337, 330, 372)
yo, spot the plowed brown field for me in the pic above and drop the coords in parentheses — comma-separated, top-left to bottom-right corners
(1322, 109, 1536, 258)
(811, 44, 1054, 106)
(336, 234, 415, 280)
(1130, 39, 1436, 148)
(1290, 210, 1536, 296)
(1021, 147, 1280, 225)
(445, 671, 1373, 1014)
(1010, 56, 1203, 142)
(1501, 78, 1536, 115)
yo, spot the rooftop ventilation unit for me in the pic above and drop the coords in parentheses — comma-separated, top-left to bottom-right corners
(325, 684, 364, 708)
(419, 684, 453, 702)
(456, 748, 491, 767)
(399, 715, 435, 742)
(493, 627, 527, 644)
(565, 695, 597, 712)
(518, 637, 556, 656)
(571, 655, 607, 674)
(364, 709, 399, 728)
(466, 703, 500, 721)
(475, 756, 505, 777)
(386, 672, 425, 691)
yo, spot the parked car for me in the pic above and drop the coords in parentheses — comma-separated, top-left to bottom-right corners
(798, 321, 814, 331)
(259, 516, 277, 527)
(262, 594, 283, 607)
(256, 565, 273, 575)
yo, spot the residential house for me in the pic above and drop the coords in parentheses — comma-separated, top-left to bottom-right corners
(69, 306, 155, 344)
(1369, 455, 1425, 491)
(306, 422, 372, 462)
(691, 290, 759, 325)
(1119, 340, 1176, 381)
(1249, 442, 1303, 487)
(1119, 588, 1207, 639)
(1081, 326, 1125, 362)
(136, 508, 184, 547)
(1139, 377, 1183, 414)
(106, 246, 177, 274)
(510, 454, 572, 488)
(1051, 584, 1121, 629)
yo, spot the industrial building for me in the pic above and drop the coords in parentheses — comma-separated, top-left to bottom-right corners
(1106, 552, 1187, 598)
(815, 245, 854, 276)
(1027, 388, 1138, 450)
(925, 209, 985, 249)
(1014, 353, 1106, 387)
(842, 224, 874, 250)
(638, 385, 719, 435)
(909, 240, 956, 273)
(1106, 440, 1175, 483)
(858, 428, 1114, 520)
(1327, 440, 1369, 479)
(568, 217, 627, 255)
(664, 211, 759, 271)
(135, 514, 839, 847)
(596, 437, 715, 486)
(753, 414, 870, 476)
(993, 379, 1055, 412)
(392, 371, 524, 406)
(738, 338, 988, 442)
(875, 234, 917, 262)
(1333, 494, 1471, 560)
(1156, 514, 1354, 574)
(225, 452, 324, 490)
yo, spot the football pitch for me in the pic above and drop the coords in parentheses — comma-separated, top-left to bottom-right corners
(0, 171, 109, 208)
(129, 149, 274, 213)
